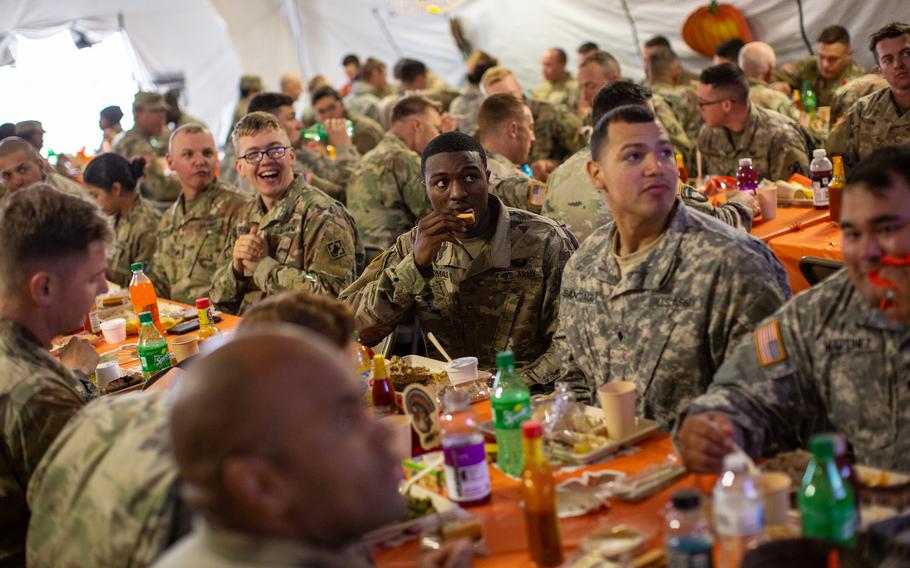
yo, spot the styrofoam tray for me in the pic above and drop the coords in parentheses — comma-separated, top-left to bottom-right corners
(550, 406, 660, 465)
(363, 484, 472, 548)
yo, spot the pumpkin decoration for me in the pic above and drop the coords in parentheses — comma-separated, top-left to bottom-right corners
(682, 1, 753, 58)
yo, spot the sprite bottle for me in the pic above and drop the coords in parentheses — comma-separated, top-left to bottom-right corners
(137, 311, 172, 380)
(799, 434, 857, 547)
(492, 351, 531, 476)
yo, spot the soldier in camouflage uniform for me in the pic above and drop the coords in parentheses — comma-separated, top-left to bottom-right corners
(677, 145, 910, 473)
(647, 50, 702, 144)
(113, 92, 182, 203)
(0, 186, 109, 564)
(341, 132, 578, 384)
(0, 136, 93, 202)
(345, 57, 395, 123)
(550, 106, 789, 430)
(310, 85, 385, 156)
(532, 48, 580, 107)
(697, 63, 809, 181)
(738, 42, 801, 122)
(828, 23, 910, 167)
(829, 73, 889, 126)
(477, 93, 546, 213)
(449, 51, 499, 137)
(210, 112, 360, 314)
(779, 25, 866, 108)
(148, 125, 251, 304)
(747, 78, 800, 121)
(543, 82, 753, 242)
(346, 97, 441, 262)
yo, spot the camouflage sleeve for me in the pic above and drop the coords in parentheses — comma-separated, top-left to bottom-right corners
(493, 178, 532, 212)
(251, 213, 358, 298)
(779, 57, 812, 89)
(132, 231, 159, 285)
(398, 154, 433, 219)
(680, 186, 752, 231)
(769, 128, 809, 181)
(296, 145, 360, 188)
(308, 173, 345, 202)
(827, 112, 857, 167)
(353, 126, 383, 156)
(339, 238, 425, 345)
(147, 244, 172, 301)
(209, 230, 248, 314)
(556, 106, 586, 158)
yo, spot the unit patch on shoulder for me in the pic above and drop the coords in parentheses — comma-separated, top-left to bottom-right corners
(754, 320, 787, 367)
(327, 240, 347, 259)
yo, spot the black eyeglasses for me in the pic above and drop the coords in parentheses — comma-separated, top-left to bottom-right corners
(239, 146, 290, 164)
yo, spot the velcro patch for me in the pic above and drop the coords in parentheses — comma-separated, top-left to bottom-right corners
(327, 240, 347, 259)
(528, 180, 546, 207)
(754, 320, 787, 367)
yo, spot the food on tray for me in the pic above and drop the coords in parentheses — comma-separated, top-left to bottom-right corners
(388, 356, 448, 391)
(405, 495, 437, 521)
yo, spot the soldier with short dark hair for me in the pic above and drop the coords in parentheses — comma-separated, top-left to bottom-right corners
(114, 91, 181, 203)
(779, 24, 866, 107)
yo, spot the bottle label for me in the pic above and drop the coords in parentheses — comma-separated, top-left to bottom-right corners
(667, 546, 713, 568)
(137, 343, 171, 376)
(198, 307, 213, 326)
(812, 175, 830, 206)
(443, 441, 490, 501)
(714, 495, 763, 536)
(492, 401, 531, 429)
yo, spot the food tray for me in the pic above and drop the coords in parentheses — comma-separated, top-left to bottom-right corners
(395, 355, 490, 402)
(363, 484, 473, 549)
(856, 465, 910, 512)
(549, 406, 660, 465)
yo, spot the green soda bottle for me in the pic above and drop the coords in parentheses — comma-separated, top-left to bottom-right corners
(801, 79, 817, 114)
(301, 120, 354, 143)
(492, 351, 531, 476)
(136, 311, 172, 380)
(799, 434, 857, 547)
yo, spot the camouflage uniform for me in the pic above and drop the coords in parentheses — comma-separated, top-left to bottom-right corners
(828, 87, 910, 168)
(210, 175, 361, 314)
(449, 85, 485, 136)
(829, 74, 889, 126)
(551, 201, 790, 430)
(108, 197, 162, 288)
(349, 111, 385, 155)
(26, 392, 185, 568)
(652, 94, 696, 169)
(649, 81, 702, 145)
(345, 81, 384, 123)
(148, 181, 251, 304)
(153, 520, 373, 568)
(542, 146, 752, 243)
(113, 127, 182, 203)
(697, 104, 809, 181)
(781, 57, 866, 108)
(0, 318, 97, 565)
(532, 77, 580, 107)
(485, 150, 545, 214)
(527, 98, 585, 164)
(683, 269, 910, 471)
(748, 78, 800, 121)
(44, 170, 93, 202)
(340, 196, 578, 384)
(345, 132, 430, 261)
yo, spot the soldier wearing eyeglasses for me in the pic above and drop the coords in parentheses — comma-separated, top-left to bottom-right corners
(210, 112, 362, 314)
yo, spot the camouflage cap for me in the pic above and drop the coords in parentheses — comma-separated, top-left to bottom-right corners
(15, 120, 44, 134)
(133, 91, 169, 112)
(240, 75, 264, 92)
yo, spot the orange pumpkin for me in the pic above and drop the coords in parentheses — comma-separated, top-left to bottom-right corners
(682, 1, 753, 58)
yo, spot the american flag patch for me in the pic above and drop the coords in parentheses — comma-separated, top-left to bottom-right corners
(529, 180, 546, 207)
(754, 320, 787, 367)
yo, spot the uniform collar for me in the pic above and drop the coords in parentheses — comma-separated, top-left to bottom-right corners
(253, 175, 306, 225)
(0, 316, 44, 350)
(382, 131, 413, 153)
(486, 150, 517, 169)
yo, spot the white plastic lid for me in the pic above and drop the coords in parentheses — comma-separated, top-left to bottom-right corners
(738, 158, 752, 166)
(813, 149, 827, 158)
(722, 452, 748, 472)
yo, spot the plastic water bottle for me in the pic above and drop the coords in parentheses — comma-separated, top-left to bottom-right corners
(136, 311, 172, 380)
(810, 148, 833, 209)
(713, 453, 764, 568)
(440, 389, 491, 506)
(666, 489, 714, 568)
(492, 351, 531, 477)
(736, 158, 758, 194)
(799, 434, 857, 547)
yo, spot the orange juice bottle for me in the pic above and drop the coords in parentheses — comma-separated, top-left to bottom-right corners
(129, 262, 162, 333)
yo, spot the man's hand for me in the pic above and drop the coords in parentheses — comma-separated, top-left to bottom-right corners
(232, 226, 267, 275)
(418, 539, 474, 568)
(413, 210, 469, 268)
(323, 118, 352, 148)
(441, 112, 458, 133)
(530, 159, 557, 183)
(59, 337, 101, 375)
(677, 411, 737, 473)
(727, 190, 760, 217)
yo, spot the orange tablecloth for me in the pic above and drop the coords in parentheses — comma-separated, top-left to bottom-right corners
(374, 400, 711, 568)
(750, 207, 830, 242)
(765, 221, 843, 293)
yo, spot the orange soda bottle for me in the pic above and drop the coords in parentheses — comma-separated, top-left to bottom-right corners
(129, 262, 162, 333)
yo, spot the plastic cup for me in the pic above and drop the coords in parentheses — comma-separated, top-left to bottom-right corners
(759, 472, 792, 526)
(597, 381, 636, 440)
(95, 360, 122, 388)
(757, 185, 778, 221)
(99, 318, 127, 344)
(381, 414, 413, 459)
(171, 335, 199, 363)
(445, 356, 478, 385)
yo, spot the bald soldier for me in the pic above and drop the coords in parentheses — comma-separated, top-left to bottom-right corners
(779, 25, 866, 108)
(0, 185, 110, 564)
(148, 124, 251, 305)
(342, 132, 577, 385)
(346, 96, 442, 263)
(0, 136, 92, 201)
(828, 22, 910, 167)
(677, 145, 910, 473)
(533, 47, 580, 107)
(114, 92, 182, 203)
(543, 82, 755, 243)
(210, 112, 360, 314)
(550, 105, 789, 430)
(697, 63, 809, 181)
(738, 42, 800, 121)
(476, 93, 546, 213)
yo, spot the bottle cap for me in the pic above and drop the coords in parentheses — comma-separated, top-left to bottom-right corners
(671, 489, 701, 510)
(738, 158, 752, 166)
(813, 149, 827, 158)
(138, 311, 153, 324)
(130, 262, 144, 272)
(195, 297, 210, 309)
(722, 452, 749, 472)
(496, 351, 515, 368)
(809, 434, 836, 459)
(522, 420, 543, 439)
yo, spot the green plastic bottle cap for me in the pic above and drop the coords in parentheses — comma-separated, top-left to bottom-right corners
(130, 262, 144, 272)
(809, 434, 835, 459)
(496, 351, 515, 368)
(138, 311, 153, 324)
